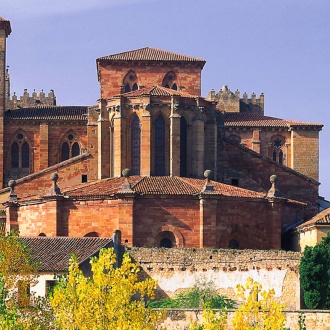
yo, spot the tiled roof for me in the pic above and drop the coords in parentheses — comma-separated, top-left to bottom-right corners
(111, 85, 199, 99)
(97, 47, 205, 64)
(5, 106, 88, 121)
(297, 208, 330, 229)
(21, 237, 113, 272)
(62, 176, 266, 199)
(224, 113, 323, 128)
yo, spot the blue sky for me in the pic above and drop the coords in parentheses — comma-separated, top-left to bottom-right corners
(2, 0, 330, 198)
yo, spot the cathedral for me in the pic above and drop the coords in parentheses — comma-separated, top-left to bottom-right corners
(0, 16, 324, 251)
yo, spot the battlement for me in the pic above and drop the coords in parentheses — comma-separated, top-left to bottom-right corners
(6, 89, 56, 110)
(207, 85, 264, 115)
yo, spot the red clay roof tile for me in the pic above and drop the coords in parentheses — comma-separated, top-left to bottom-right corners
(5, 106, 88, 121)
(61, 176, 265, 199)
(97, 47, 205, 64)
(224, 113, 323, 128)
(110, 85, 199, 99)
(21, 237, 113, 272)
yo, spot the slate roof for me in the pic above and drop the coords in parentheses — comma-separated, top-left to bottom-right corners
(224, 113, 323, 128)
(21, 237, 113, 272)
(61, 176, 266, 199)
(97, 47, 205, 65)
(297, 208, 330, 230)
(110, 85, 199, 100)
(5, 106, 88, 121)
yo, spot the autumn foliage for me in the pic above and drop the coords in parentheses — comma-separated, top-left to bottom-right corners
(49, 248, 165, 330)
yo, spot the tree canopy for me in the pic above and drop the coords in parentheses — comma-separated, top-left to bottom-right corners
(50, 248, 165, 330)
(300, 231, 330, 309)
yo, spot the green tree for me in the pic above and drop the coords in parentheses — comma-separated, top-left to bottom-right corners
(50, 248, 165, 330)
(299, 231, 330, 309)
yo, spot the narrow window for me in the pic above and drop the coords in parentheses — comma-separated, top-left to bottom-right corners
(21, 142, 30, 168)
(131, 116, 141, 175)
(82, 174, 88, 183)
(11, 142, 19, 168)
(279, 150, 283, 165)
(180, 116, 188, 177)
(273, 149, 277, 162)
(155, 115, 166, 176)
(124, 83, 131, 93)
(132, 83, 138, 91)
(61, 142, 70, 161)
(72, 142, 80, 157)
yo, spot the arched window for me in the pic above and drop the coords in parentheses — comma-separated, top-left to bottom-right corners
(10, 133, 31, 171)
(72, 142, 80, 157)
(154, 115, 165, 176)
(60, 133, 81, 161)
(162, 71, 179, 90)
(131, 116, 141, 175)
(21, 142, 30, 168)
(271, 137, 285, 165)
(180, 116, 188, 177)
(61, 142, 70, 161)
(157, 231, 176, 248)
(229, 239, 239, 249)
(123, 70, 138, 93)
(11, 142, 19, 168)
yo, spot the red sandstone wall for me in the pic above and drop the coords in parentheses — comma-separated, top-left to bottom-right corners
(99, 62, 202, 98)
(224, 140, 319, 219)
(133, 197, 200, 247)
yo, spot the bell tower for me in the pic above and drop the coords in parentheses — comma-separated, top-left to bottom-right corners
(0, 17, 11, 188)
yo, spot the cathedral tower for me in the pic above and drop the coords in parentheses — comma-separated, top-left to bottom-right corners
(0, 17, 11, 188)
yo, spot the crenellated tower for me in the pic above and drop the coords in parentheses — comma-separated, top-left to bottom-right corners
(0, 17, 11, 188)
(207, 85, 264, 115)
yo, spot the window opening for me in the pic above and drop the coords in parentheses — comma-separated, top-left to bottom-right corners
(180, 116, 188, 177)
(61, 133, 81, 161)
(155, 115, 166, 176)
(162, 71, 179, 90)
(131, 116, 141, 175)
(123, 70, 138, 93)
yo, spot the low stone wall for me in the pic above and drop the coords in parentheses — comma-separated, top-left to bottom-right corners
(160, 310, 330, 330)
(128, 248, 301, 310)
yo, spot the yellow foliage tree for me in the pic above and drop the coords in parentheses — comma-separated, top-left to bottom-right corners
(50, 248, 165, 330)
(232, 278, 287, 330)
(190, 278, 287, 330)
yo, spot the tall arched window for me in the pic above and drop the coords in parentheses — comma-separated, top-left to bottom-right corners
(154, 115, 166, 176)
(162, 71, 178, 90)
(61, 142, 70, 161)
(60, 133, 81, 161)
(72, 142, 80, 157)
(10, 133, 31, 171)
(11, 142, 19, 168)
(180, 116, 188, 177)
(131, 116, 141, 175)
(123, 70, 138, 93)
(21, 142, 30, 168)
(271, 137, 285, 165)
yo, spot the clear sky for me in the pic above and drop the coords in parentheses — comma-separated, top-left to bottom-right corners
(2, 0, 330, 198)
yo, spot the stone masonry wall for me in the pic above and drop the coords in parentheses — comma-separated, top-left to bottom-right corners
(128, 248, 301, 310)
(160, 310, 330, 330)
